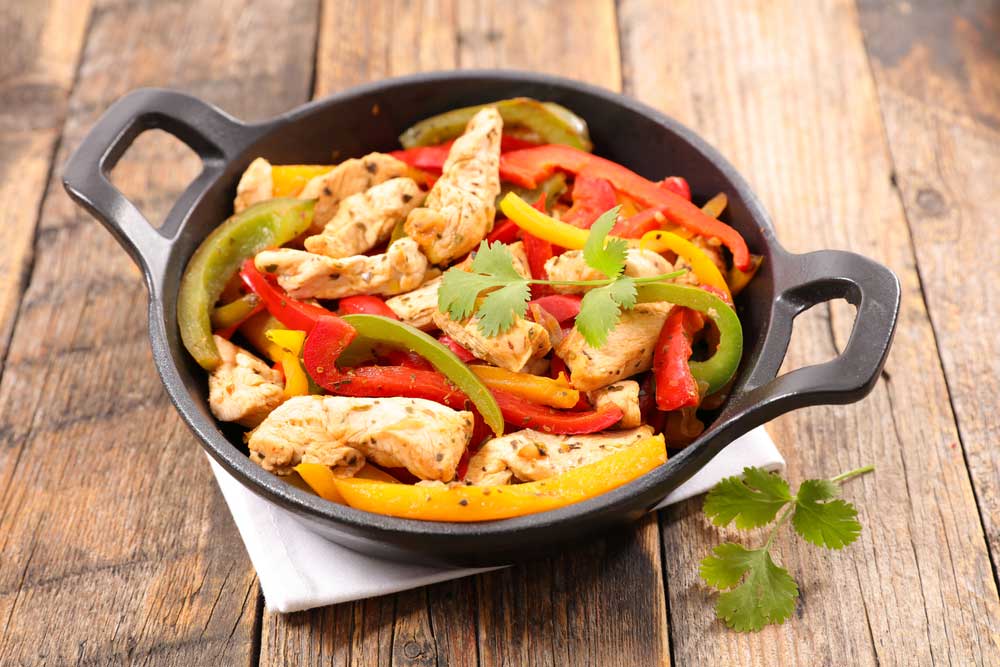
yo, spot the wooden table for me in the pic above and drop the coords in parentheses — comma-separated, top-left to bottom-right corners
(2, 0, 998, 664)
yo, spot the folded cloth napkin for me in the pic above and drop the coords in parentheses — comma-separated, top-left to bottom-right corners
(209, 426, 783, 613)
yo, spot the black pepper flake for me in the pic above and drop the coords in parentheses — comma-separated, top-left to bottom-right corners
(435, 452, 444, 462)
(365, 161, 377, 174)
(402, 193, 412, 203)
(458, 499, 469, 506)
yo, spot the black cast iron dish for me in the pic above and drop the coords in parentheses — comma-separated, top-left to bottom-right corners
(63, 71, 900, 566)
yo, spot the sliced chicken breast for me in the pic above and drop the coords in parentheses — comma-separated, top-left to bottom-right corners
(304, 177, 425, 258)
(556, 302, 673, 391)
(208, 335, 284, 427)
(544, 248, 673, 294)
(307, 153, 409, 232)
(405, 108, 502, 264)
(254, 237, 429, 300)
(432, 310, 551, 372)
(465, 426, 654, 486)
(234, 157, 273, 213)
(587, 380, 642, 428)
(248, 395, 474, 481)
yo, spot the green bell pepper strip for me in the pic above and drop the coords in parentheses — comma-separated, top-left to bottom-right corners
(340, 315, 505, 436)
(399, 98, 592, 152)
(635, 283, 743, 395)
(178, 198, 315, 370)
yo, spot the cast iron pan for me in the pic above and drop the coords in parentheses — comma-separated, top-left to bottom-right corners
(62, 71, 900, 566)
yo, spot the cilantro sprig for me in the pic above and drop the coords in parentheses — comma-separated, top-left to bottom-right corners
(438, 208, 686, 346)
(699, 465, 873, 632)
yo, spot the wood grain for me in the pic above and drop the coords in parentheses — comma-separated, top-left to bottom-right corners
(0, 0, 318, 664)
(858, 0, 1000, 574)
(0, 0, 92, 364)
(619, 0, 1000, 663)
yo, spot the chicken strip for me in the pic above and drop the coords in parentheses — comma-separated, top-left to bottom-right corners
(208, 335, 284, 427)
(465, 426, 654, 486)
(255, 237, 429, 300)
(556, 302, 673, 391)
(234, 157, 273, 213)
(405, 108, 502, 264)
(247, 395, 474, 481)
(544, 248, 673, 294)
(304, 177, 425, 258)
(306, 153, 409, 231)
(587, 380, 642, 429)
(433, 310, 551, 372)
(385, 241, 530, 330)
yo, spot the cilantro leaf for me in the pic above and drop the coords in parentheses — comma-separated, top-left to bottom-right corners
(792, 479, 862, 549)
(704, 467, 793, 529)
(575, 285, 622, 348)
(608, 276, 637, 309)
(583, 207, 627, 279)
(701, 543, 798, 632)
(475, 282, 531, 337)
(438, 269, 506, 321)
(471, 241, 525, 281)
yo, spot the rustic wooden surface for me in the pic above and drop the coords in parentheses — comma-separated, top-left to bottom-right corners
(1, 0, 997, 664)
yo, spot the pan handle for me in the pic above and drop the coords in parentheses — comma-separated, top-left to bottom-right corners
(702, 248, 901, 443)
(62, 88, 259, 281)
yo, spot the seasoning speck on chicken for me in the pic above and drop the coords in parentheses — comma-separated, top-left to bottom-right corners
(544, 248, 673, 294)
(254, 237, 429, 300)
(304, 177, 425, 258)
(306, 153, 409, 231)
(405, 108, 502, 265)
(233, 157, 273, 213)
(556, 302, 673, 391)
(247, 395, 474, 481)
(464, 426, 654, 486)
(208, 335, 284, 427)
(588, 380, 642, 428)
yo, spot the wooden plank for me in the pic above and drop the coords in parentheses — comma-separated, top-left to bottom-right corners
(618, 0, 1000, 663)
(0, 1, 319, 665)
(0, 0, 92, 364)
(261, 2, 669, 666)
(857, 0, 1000, 571)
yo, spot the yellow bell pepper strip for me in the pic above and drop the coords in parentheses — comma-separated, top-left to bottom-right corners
(639, 230, 732, 299)
(334, 434, 666, 521)
(265, 329, 309, 397)
(210, 293, 261, 331)
(636, 283, 743, 395)
(295, 463, 346, 503)
(728, 255, 764, 296)
(178, 198, 315, 370)
(701, 192, 728, 219)
(469, 365, 580, 410)
(271, 165, 333, 197)
(399, 98, 592, 152)
(499, 191, 601, 249)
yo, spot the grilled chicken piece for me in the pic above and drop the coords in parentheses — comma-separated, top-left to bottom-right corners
(432, 310, 551, 372)
(405, 108, 502, 264)
(587, 380, 642, 429)
(307, 153, 409, 232)
(556, 302, 673, 391)
(544, 249, 673, 294)
(247, 395, 474, 481)
(385, 240, 530, 330)
(465, 426, 654, 486)
(304, 177, 425, 258)
(254, 237, 429, 300)
(234, 157, 273, 213)
(208, 335, 284, 427)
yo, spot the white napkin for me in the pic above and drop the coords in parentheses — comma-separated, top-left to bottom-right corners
(209, 426, 783, 613)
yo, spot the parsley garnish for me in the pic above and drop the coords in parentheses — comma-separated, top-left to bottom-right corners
(699, 465, 873, 632)
(437, 208, 685, 346)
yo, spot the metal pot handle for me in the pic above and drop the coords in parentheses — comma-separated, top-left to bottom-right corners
(62, 88, 259, 282)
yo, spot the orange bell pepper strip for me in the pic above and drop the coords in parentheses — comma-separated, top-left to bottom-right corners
(296, 463, 401, 503)
(333, 434, 667, 521)
(500, 145, 751, 270)
(470, 365, 580, 409)
(272, 165, 333, 197)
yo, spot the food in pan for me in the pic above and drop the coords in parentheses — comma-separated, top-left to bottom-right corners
(178, 97, 761, 521)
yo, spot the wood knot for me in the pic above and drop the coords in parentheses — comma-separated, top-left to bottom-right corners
(915, 187, 947, 217)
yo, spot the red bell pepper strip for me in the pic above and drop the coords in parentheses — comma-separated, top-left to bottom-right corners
(239, 259, 332, 332)
(338, 295, 399, 319)
(528, 294, 582, 323)
(486, 219, 520, 244)
(391, 135, 540, 173)
(611, 208, 665, 239)
(499, 145, 751, 269)
(492, 389, 623, 434)
(438, 335, 476, 363)
(379, 349, 434, 371)
(562, 173, 617, 228)
(653, 307, 706, 411)
(659, 176, 691, 200)
(522, 194, 554, 297)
